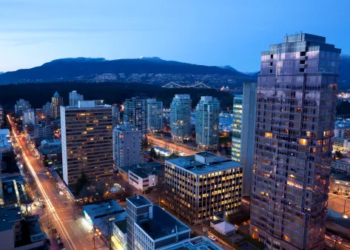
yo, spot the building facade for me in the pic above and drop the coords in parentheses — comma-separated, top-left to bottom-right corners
(51, 91, 64, 119)
(170, 94, 192, 141)
(14, 99, 31, 118)
(23, 109, 35, 125)
(61, 101, 114, 186)
(195, 96, 220, 149)
(69, 90, 84, 107)
(113, 123, 141, 169)
(0, 106, 4, 128)
(147, 99, 163, 133)
(165, 152, 243, 224)
(112, 105, 121, 128)
(250, 34, 340, 250)
(231, 82, 257, 196)
(123, 97, 147, 138)
(42, 102, 52, 118)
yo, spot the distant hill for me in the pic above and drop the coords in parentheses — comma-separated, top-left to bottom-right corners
(0, 57, 255, 88)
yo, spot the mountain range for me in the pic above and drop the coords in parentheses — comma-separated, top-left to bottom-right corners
(0, 55, 349, 89)
(0, 57, 255, 88)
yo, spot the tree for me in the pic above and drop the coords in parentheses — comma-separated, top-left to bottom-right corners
(150, 147, 158, 159)
(75, 172, 89, 194)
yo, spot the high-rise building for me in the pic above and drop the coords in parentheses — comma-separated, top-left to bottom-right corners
(23, 108, 35, 125)
(112, 105, 120, 128)
(147, 99, 163, 133)
(0, 105, 4, 128)
(69, 90, 84, 107)
(42, 102, 52, 118)
(61, 100, 114, 186)
(51, 91, 64, 119)
(165, 152, 243, 224)
(231, 82, 257, 196)
(14, 99, 31, 118)
(113, 123, 141, 169)
(250, 34, 340, 250)
(123, 97, 147, 138)
(195, 96, 220, 149)
(126, 195, 190, 250)
(170, 94, 192, 141)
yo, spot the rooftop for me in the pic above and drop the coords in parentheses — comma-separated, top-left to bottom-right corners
(114, 219, 127, 234)
(0, 206, 23, 232)
(137, 205, 189, 240)
(83, 199, 125, 219)
(166, 152, 242, 175)
(121, 162, 164, 178)
(334, 158, 350, 164)
(127, 195, 152, 207)
(163, 236, 222, 250)
(335, 175, 350, 183)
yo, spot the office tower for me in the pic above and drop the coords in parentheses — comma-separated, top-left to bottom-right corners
(113, 123, 141, 169)
(123, 97, 147, 138)
(69, 90, 84, 106)
(165, 152, 243, 224)
(0, 105, 3, 128)
(250, 34, 340, 250)
(126, 195, 190, 250)
(147, 99, 163, 133)
(170, 94, 192, 141)
(14, 99, 31, 117)
(23, 108, 35, 125)
(231, 82, 257, 196)
(34, 124, 52, 141)
(42, 102, 52, 118)
(51, 91, 64, 119)
(61, 101, 113, 186)
(112, 105, 120, 128)
(195, 96, 220, 149)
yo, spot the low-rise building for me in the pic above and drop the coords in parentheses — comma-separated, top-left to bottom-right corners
(125, 195, 190, 250)
(0, 206, 47, 250)
(0, 129, 11, 153)
(332, 175, 350, 195)
(119, 162, 164, 191)
(83, 199, 127, 243)
(39, 139, 62, 166)
(165, 152, 243, 224)
(161, 236, 222, 250)
(332, 158, 350, 174)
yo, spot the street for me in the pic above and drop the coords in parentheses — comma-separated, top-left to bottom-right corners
(8, 115, 107, 250)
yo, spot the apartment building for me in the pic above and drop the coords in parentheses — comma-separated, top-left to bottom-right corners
(195, 96, 220, 150)
(51, 91, 63, 119)
(147, 99, 163, 133)
(113, 122, 141, 169)
(165, 152, 243, 224)
(61, 101, 114, 186)
(123, 97, 147, 138)
(170, 94, 192, 141)
(69, 90, 84, 107)
(250, 34, 340, 250)
(23, 109, 35, 125)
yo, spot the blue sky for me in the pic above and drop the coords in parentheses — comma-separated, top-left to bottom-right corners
(1, 0, 349, 72)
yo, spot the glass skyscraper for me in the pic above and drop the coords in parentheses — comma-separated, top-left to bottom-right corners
(170, 94, 192, 141)
(250, 34, 340, 250)
(231, 82, 257, 196)
(231, 95, 243, 162)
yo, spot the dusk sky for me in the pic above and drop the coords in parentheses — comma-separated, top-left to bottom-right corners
(1, 0, 349, 73)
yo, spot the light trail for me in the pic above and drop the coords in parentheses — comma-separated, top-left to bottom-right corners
(7, 115, 76, 250)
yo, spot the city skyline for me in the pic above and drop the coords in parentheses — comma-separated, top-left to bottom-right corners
(1, 0, 350, 73)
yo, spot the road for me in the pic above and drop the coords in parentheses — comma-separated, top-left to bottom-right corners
(8, 115, 107, 250)
(147, 135, 199, 156)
